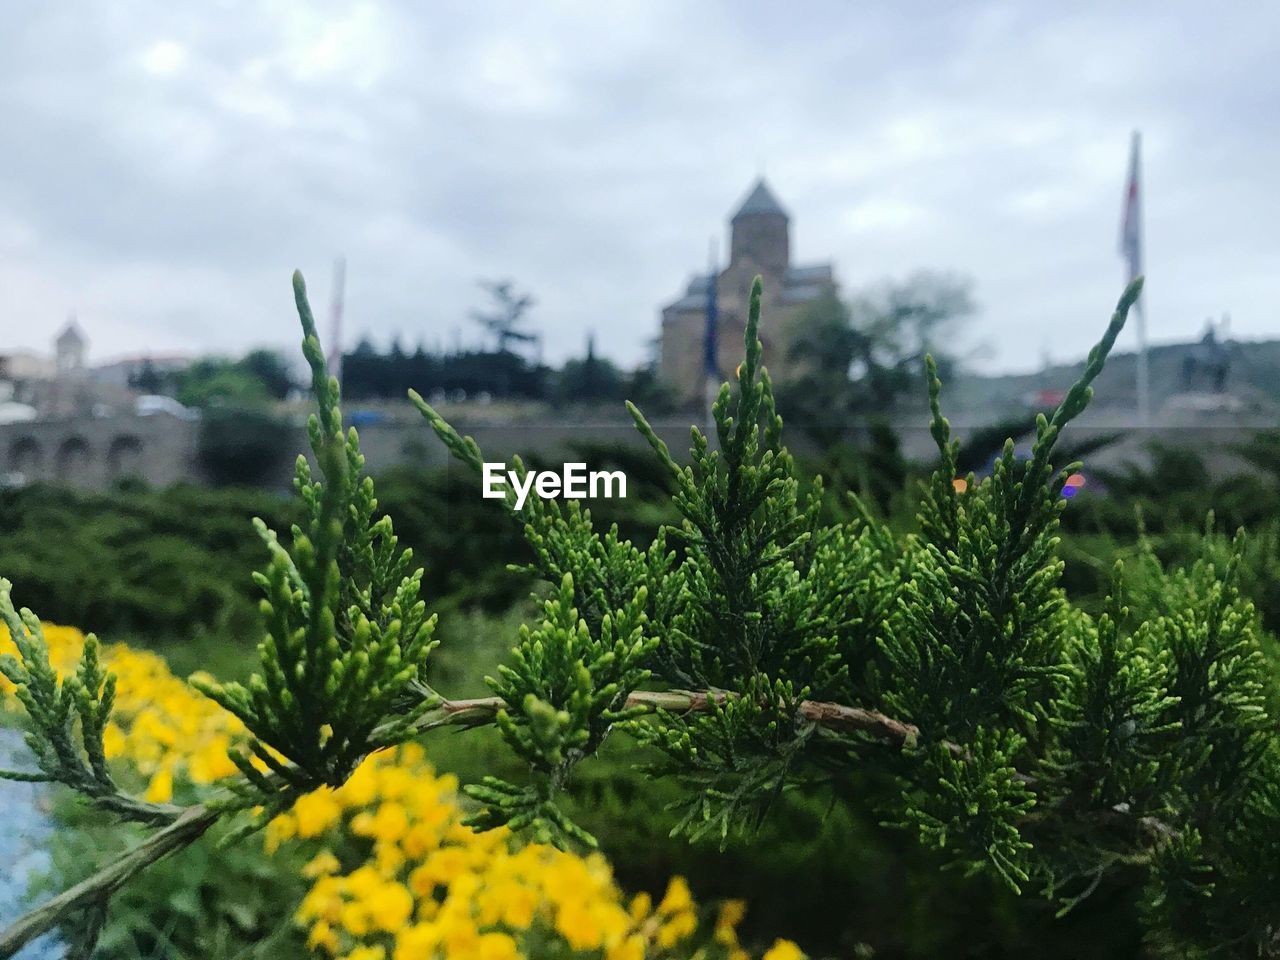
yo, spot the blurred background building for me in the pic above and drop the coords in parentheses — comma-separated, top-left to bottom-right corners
(659, 179, 837, 404)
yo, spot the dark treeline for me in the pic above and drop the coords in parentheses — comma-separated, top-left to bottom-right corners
(341, 278, 673, 407)
(339, 339, 674, 409)
(341, 344, 547, 401)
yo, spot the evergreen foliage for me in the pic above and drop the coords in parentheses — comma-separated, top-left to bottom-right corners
(189, 273, 443, 821)
(4, 269, 1280, 958)
(0, 591, 178, 827)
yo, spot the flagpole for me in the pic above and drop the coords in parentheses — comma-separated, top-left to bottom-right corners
(1134, 288, 1150, 426)
(704, 237, 720, 444)
(1121, 130, 1150, 425)
(1133, 131, 1150, 425)
(329, 256, 346, 394)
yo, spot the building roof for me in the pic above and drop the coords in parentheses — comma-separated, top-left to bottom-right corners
(780, 263, 835, 303)
(664, 262, 836, 315)
(784, 264, 833, 285)
(665, 273, 713, 312)
(731, 179, 788, 221)
(56, 319, 86, 346)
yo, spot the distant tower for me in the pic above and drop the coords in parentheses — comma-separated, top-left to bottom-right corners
(55, 317, 87, 374)
(583, 331, 598, 397)
(730, 179, 790, 276)
(658, 178, 836, 406)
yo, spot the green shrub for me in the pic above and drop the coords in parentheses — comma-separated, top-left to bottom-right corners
(6, 272, 1280, 960)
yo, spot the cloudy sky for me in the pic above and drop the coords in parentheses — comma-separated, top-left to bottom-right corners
(3, 1, 1277, 374)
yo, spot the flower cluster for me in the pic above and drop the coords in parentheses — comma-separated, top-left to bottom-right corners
(1, 622, 243, 802)
(276, 742, 758, 960)
(2, 623, 806, 960)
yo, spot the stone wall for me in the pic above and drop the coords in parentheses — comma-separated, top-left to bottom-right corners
(0, 413, 706, 492)
(2, 407, 1269, 493)
(0, 414, 201, 489)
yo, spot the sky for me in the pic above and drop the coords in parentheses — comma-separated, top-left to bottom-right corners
(2, 1, 1278, 374)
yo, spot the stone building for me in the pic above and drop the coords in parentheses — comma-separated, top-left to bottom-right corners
(55, 319, 87, 374)
(658, 179, 837, 405)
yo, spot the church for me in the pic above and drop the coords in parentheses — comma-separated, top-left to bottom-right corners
(658, 179, 838, 404)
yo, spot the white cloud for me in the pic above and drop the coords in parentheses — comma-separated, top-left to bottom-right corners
(0, 1, 1277, 375)
(140, 39, 187, 75)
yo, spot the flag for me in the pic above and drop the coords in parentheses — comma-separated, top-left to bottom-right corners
(1120, 132, 1142, 281)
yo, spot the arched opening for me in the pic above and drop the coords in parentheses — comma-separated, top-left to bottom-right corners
(107, 435, 144, 479)
(56, 436, 92, 479)
(8, 436, 43, 478)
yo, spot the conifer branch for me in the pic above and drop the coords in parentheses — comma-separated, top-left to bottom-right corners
(0, 580, 183, 827)
(5, 268, 1273, 957)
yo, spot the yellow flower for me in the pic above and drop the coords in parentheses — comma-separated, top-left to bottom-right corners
(354, 801, 409, 845)
(188, 736, 237, 783)
(367, 881, 414, 931)
(294, 790, 343, 838)
(420, 846, 469, 886)
(498, 884, 538, 929)
(628, 891, 652, 922)
(264, 814, 297, 855)
(303, 851, 342, 879)
(299, 878, 344, 924)
(607, 935, 646, 960)
(341, 762, 381, 808)
(657, 876, 693, 915)
(407, 864, 437, 898)
(2, 631, 761, 960)
(143, 766, 173, 804)
(556, 899, 604, 951)
(374, 841, 407, 875)
(717, 898, 748, 944)
(762, 939, 806, 960)
(478, 931, 521, 960)
(718, 898, 747, 928)
(657, 909, 697, 948)
(394, 923, 437, 960)
(401, 823, 439, 859)
(440, 915, 480, 955)
(101, 724, 126, 759)
(306, 920, 339, 953)
(339, 901, 370, 937)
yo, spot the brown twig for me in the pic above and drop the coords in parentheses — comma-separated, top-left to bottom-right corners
(411, 689, 922, 747)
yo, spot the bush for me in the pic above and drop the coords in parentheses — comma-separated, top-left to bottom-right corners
(6, 272, 1280, 960)
(197, 406, 297, 488)
(5, 626, 769, 960)
(0, 484, 293, 655)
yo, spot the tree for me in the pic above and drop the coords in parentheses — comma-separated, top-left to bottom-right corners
(128, 358, 165, 395)
(471, 279, 538, 355)
(237, 349, 294, 401)
(853, 269, 975, 383)
(176, 359, 271, 409)
(196, 407, 295, 487)
(174, 350, 295, 409)
(780, 272, 975, 445)
(6, 272, 1280, 959)
(554, 333, 627, 404)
